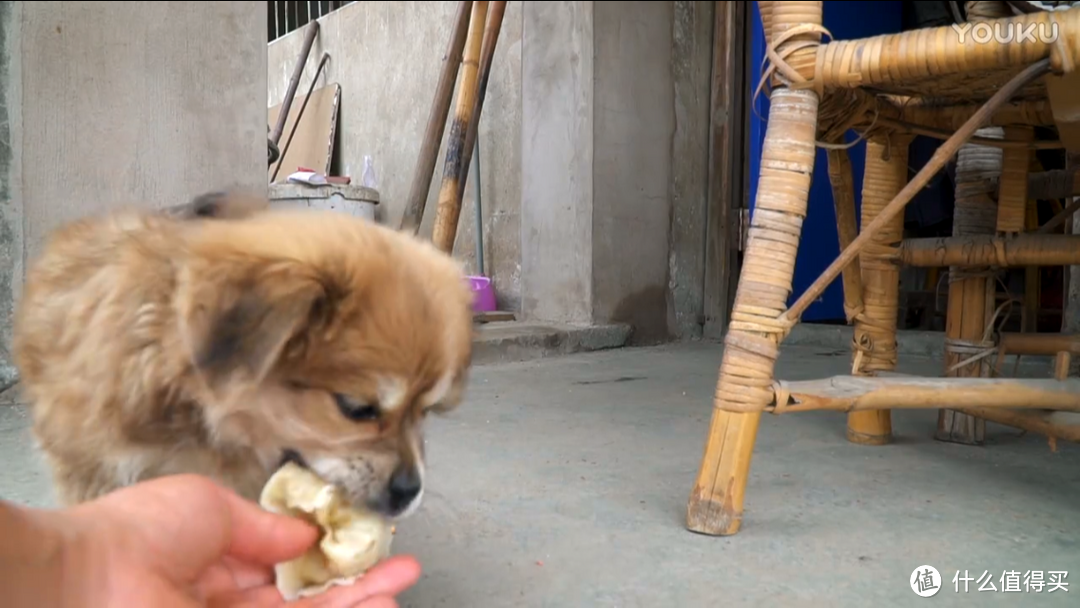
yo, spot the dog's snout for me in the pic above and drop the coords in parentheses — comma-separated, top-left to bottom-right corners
(387, 465, 422, 512)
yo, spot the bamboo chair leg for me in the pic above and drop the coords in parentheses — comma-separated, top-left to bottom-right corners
(687, 0, 821, 536)
(936, 128, 1003, 446)
(825, 148, 864, 323)
(848, 136, 912, 445)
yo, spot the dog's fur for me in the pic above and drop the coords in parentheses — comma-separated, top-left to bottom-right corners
(13, 193, 475, 519)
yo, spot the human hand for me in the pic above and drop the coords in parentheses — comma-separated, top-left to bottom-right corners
(58, 474, 421, 607)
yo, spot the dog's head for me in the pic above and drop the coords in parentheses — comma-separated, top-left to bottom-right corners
(173, 202, 475, 520)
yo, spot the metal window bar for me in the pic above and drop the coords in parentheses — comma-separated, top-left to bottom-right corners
(268, 1, 355, 42)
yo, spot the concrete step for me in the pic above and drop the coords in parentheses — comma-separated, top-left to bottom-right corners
(472, 321, 632, 365)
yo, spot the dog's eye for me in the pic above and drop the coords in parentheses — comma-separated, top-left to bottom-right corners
(334, 393, 379, 422)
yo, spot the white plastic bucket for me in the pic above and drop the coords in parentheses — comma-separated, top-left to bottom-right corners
(268, 182, 380, 223)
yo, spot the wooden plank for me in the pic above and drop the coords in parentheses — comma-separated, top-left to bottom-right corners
(701, 0, 747, 339)
(267, 83, 341, 181)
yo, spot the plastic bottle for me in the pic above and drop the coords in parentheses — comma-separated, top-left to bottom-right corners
(362, 155, 378, 189)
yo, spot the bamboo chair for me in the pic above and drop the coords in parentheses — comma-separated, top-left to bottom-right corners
(687, 0, 1080, 536)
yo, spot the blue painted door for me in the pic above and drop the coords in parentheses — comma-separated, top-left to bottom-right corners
(747, 1, 903, 322)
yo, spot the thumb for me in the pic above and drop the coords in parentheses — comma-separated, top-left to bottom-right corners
(217, 483, 320, 565)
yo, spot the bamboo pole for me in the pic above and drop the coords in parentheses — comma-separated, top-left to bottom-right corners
(875, 116, 1063, 150)
(454, 1, 507, 217)
(1037, 197, 1080, 234)
(847, 136, 911, 446)
(688, 0, 822, 537)
(955, 407, 1080, 444)
(999, 332, 1080, 356)
(899, 234, 1080, 268)
(993, 332, 1080, 376)
(825, 147, 864, 323)
(430, 1, 489, 253)
(772, 375, 1080, 414)
(889, 99, 1057, 135)
(270, 21, 320, 145)
(400, 1, 474, 235)
(780, 59, 1053, 326)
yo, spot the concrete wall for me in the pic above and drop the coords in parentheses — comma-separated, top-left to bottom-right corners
(0, 1, 21, 387)
(267, 1, 715, 340)
(0, 1, 267, 394)
(519, 0, 593, 325)
(522, 0, 713, 343)
(267, 1, 524, 312)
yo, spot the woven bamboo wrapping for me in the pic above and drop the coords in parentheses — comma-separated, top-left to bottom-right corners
(902, 234, 1080, 266)
(953, 131, 1004, 241)
(826, 147, 864, 321)
(853, 137, 911, 376)
(938, 130, 1003, 443)
(847, 136, 911, 442)
(967, 1, 1013, 20)
(723, 3, 824, 389)
(890, 99, 1056, 131)
(759, 0, 775, 43)
(771, 11, 1078, 102)
(720, 79, 820, 411)
(997, 126, 1035, 232)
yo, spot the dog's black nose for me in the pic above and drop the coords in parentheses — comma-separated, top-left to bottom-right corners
(387, 465, 422, 512)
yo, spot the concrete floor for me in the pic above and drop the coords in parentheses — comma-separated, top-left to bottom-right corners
(2, 342, 1078, 606)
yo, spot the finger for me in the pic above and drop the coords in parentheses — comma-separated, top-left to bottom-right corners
(297, 556, 422, 608)
(340, 597, 398, 608)
(217, 488, 320, 565)
(208, 556, 420, 608)
(206, 587, 398, 608)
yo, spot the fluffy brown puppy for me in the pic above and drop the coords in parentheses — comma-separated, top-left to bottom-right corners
(13, 195, 474, 520)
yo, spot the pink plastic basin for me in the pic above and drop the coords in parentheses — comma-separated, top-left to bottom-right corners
(466, 275, 497, 313)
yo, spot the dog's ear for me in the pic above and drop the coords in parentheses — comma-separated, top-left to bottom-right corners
(177, 255, 328, 389)
(165, 191, 270, 220)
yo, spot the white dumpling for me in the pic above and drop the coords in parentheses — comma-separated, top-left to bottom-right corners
(259, 462, 394, 600)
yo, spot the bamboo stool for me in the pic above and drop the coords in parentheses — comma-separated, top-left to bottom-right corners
(688, 0, 1080, 536)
